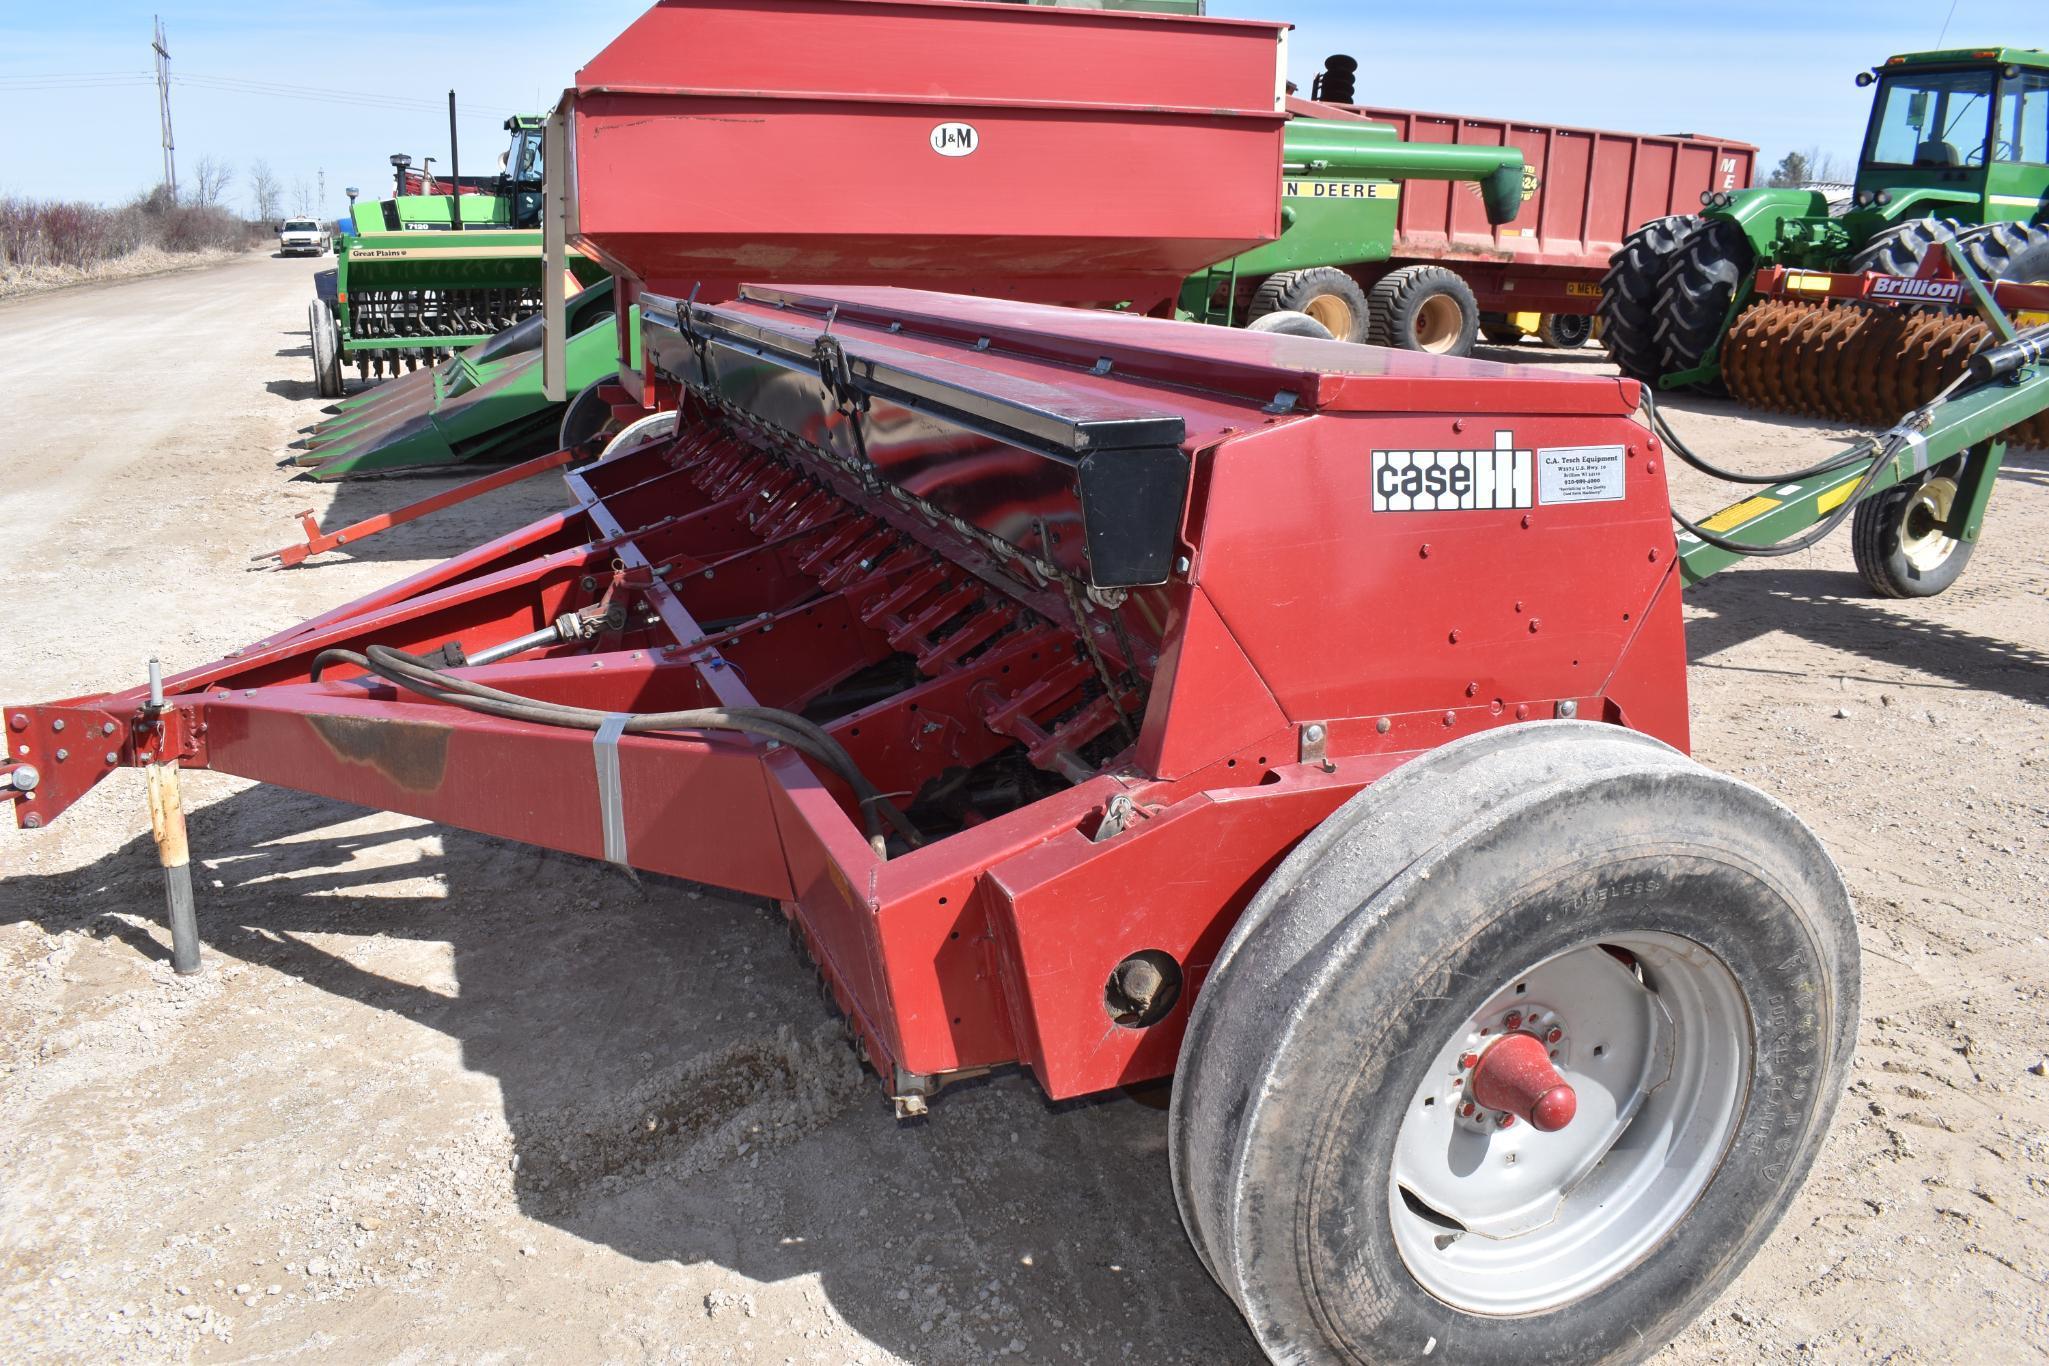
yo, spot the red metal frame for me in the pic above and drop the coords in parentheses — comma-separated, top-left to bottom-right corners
(5, 285, 1689, 1106)
(1750, 261, 2049, 311)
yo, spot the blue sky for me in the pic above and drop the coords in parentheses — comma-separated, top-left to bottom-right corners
(0, 0, 2028, 212)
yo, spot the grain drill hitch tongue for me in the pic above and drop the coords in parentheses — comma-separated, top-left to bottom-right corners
(28, 1, 2047, 1358)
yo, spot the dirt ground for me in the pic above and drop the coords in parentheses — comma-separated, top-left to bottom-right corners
(1, 253, 2044, 1364)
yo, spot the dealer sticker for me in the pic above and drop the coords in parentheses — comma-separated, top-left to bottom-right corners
(1537, 445, 1627, 504)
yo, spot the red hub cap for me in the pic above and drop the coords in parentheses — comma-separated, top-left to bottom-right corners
(1470, 1031, 1577, 1131)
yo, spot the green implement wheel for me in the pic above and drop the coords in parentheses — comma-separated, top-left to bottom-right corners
(308, 298, 344, 400)
(1852, 468, 1976, 598)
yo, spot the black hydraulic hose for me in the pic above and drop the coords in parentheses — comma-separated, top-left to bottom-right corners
(1642, 387, 1875, 485)
(1669, 425, 1906, 558)
(309, 645, 921, 855)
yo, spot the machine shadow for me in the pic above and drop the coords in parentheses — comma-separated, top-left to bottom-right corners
(11, 784, 1258, 1361)
(1685, 564, 2049, 706)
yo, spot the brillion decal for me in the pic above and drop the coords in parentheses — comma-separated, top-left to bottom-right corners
(930, 122, 979, 157)
(1372, 433, 1533, 512)
(1869, 275, 1964, 304)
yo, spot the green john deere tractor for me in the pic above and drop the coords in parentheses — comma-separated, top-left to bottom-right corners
(1600, 46, 2049, 392)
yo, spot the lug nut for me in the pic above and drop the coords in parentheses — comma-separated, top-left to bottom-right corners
(1504, 1011, 1522, 1030)
(1497, 1113, 1516, 1129)
(101, 721, 116, 736)
(1459, 1103, 1476, 1118)
(7, 714, 25, 732)
(51, 719, 65, 732)
(1546, 1027, 1563, 1043)
(1458, 1052, 1478, 1070)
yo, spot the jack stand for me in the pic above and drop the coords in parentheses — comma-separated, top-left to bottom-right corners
(146, 760, 202, 976)
(142, 658, 200, 975)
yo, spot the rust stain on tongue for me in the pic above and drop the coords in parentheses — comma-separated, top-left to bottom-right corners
(306, 714, 452, 792)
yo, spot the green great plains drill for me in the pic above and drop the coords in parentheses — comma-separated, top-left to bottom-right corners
(308, 112, 606, 399)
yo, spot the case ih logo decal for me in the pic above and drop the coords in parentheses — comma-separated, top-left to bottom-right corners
(1373, 433, 1532, 512)
(1870, 275, 1964, 304)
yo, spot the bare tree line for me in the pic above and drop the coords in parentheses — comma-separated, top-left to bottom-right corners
(173, 157, 319, 222)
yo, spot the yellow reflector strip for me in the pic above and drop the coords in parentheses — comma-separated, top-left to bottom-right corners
(1699, 495, 1781, 532)
(1784, 272, 1834, 292)
(1815, 481, 1857, 515)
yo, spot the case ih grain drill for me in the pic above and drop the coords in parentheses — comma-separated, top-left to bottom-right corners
(18, 2, 2049, 1359)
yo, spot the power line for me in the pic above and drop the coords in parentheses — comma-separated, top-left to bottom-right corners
(0, 70, 521, 120)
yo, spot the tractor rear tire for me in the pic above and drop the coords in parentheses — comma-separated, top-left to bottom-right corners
(1244, 309, 1335, 340)
(1248, 267, 1371, 342)
(1846, 216, 1965, 277)
(1652, 216, 1754, 392)
(1598, 214, 1703, 381)
(558, 379, 613, 454)
(1950, 220, 2049, 289)
(1368, 265, 1479, 355)
(1538, 312, 1594, 348)
(1172, 721, 1857, 1364)
(1852, 467, 1977, 598)
(308, 298, 343, 401)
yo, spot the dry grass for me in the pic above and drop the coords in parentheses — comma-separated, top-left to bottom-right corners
(0, 190, 264, 300)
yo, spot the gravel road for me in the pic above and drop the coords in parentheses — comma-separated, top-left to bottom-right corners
(1, 252, 2044, 1363)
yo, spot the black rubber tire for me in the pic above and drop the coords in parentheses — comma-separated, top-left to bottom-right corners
(1244, 309, 1335, 340)
(308, 298, 343, 400)
(1652, 216, 1755, 392)
(1538, 312, 1594, 348)
(1597, 214, 1703, 381)
(1846, 216, 1965, 277)
(1247, 267, 1371, 343)
(1172, 721, 1857, 1365)
(1367, 264, 1479, 355)
(1949, 219, 2049, 287)
(557, 379, 613, 453)
(1851, 467, 1977, 598)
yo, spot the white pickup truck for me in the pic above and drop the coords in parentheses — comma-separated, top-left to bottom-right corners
(277, 218, 331, 257)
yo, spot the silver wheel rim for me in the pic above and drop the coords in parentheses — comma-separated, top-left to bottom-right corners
(1388, 932, 1750, 1315)
(1899, 476, 1958, 572)
(598, 409, 679, 462)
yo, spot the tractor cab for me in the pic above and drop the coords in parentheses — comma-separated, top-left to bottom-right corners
(499, 115, 547, 229)
(1849, 49, 2049, 225)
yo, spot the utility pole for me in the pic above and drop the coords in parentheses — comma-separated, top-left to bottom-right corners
(152, 16, 177, 200)
(318, 168, 326, 205)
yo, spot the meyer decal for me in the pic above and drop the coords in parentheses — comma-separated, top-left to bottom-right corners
(1869, 275, 1964, 303)
(1372, 433, 1532, 512)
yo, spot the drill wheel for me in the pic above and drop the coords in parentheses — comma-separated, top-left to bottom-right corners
(1172, 723, 1857, 1364)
